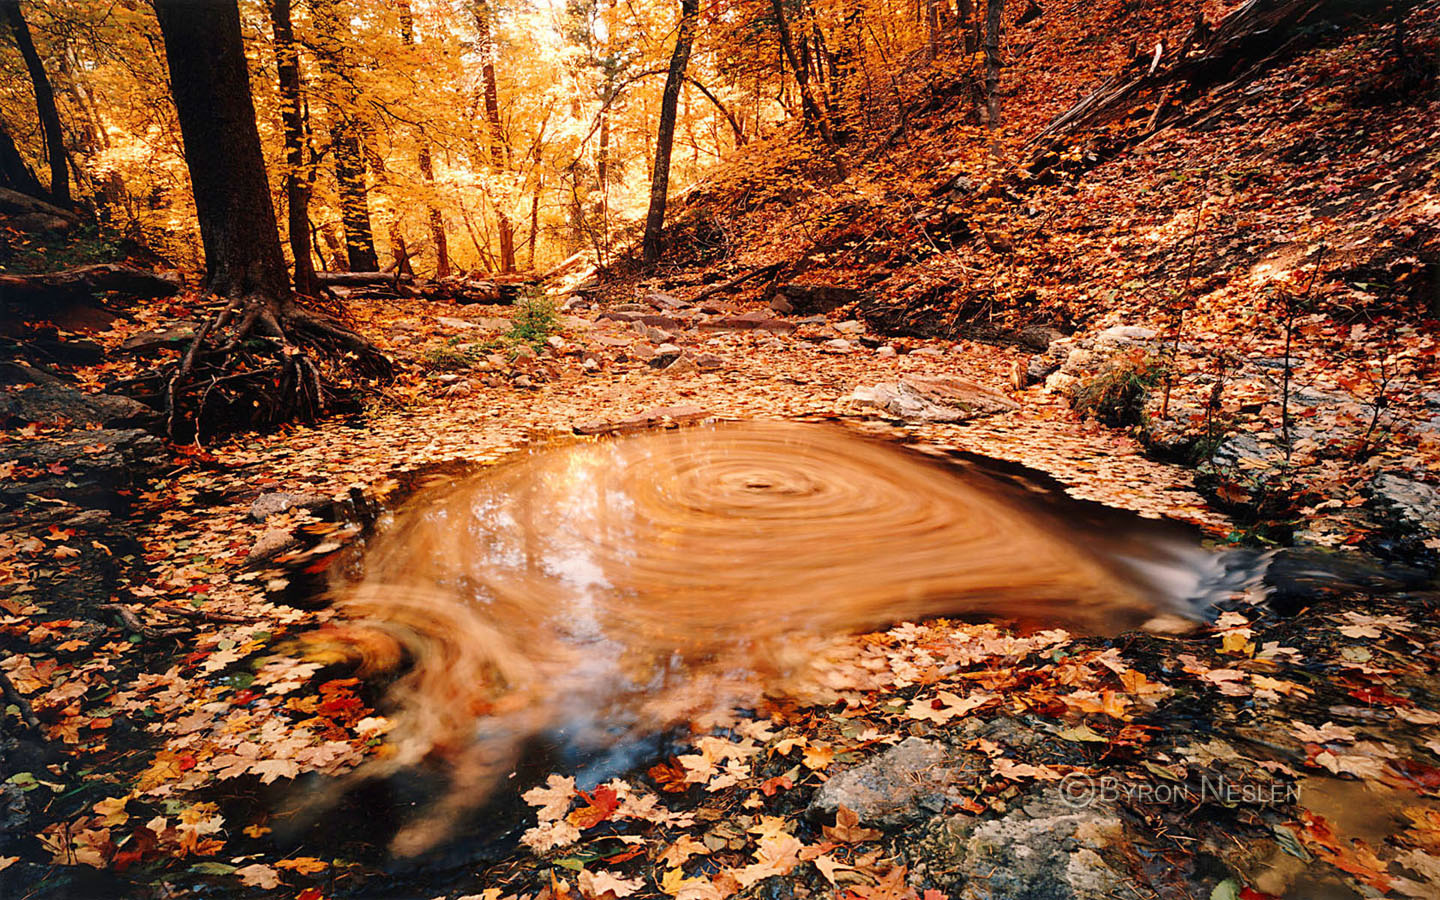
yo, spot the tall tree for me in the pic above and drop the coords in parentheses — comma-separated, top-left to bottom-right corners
(398, 0, 450, 278)
(984, 0, 1005, 126)
(269, 0, 319, 296)
(2, 0, 69, 203)
(151, 0, 388, 435)
(641, 0, 698, 264)
(770, 0, 833, 145)
(311, 0, 380, 272)
(473, 0, 516, 273)
(0, 119, 45, 196)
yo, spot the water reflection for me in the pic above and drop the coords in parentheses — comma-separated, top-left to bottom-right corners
(324, 420, 1260, 852)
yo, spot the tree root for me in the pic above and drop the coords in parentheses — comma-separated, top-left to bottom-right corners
(165, 292, 393, 440)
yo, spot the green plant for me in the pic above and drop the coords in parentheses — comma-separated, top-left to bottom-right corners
(421, 336, 485, 372)
(507, 288, 560, 350)
(1072, 352, 1166, 428)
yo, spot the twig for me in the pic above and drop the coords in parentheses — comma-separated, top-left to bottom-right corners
(1281, 244, 1327, 467)
(688, 262, 783, 303)
(1159, 169, 1212, 419)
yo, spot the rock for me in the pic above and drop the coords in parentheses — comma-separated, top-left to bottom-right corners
(1366, 473, 1440, 561)
(650, 343, 684, 368)
(909, 347, 945, 357)
(664, 355, 698, 375)
(582, 358, 601, 375)
(444, 379, 479, 397)
(632, 344, 658, 362)
(250, 491, 332, 523)
(117, 323, 198, 356)
(822, 338, 854, 353)
(546, 335, 568, 353)
(775, 282, 864, 315)
(699, 310, 797, 334)
(1017, 325, 1066, 351)
(834, 320, 864, 336)
(1, 362, 153, 428)
(877, 345, 896, 358)
(695, 352, 725, 372)
(0, 428, 165, 512)
(248, 529, 302, 565)
(1251, 356, 1307, 371)
(574, 404, 709, 435)
(647, 292, 689, 309)
(514, 375, 536, 389)
(909, 788, 1132, 900)
(1094, 325, 1157, 347)
(810, 738, 966, 827)
(512, 344, 538, 361)
(599, 311, 682, 330)
(840, 376, 1019, 424)
(769, 295, 795, 315)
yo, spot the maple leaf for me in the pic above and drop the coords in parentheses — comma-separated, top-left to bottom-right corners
(524, 774, 577, 821)
(567, 787, 620, 829)
(660, 835, 711, 867)
(905, 690, 993, 724)
(823, 806, 882, 844)
(235, 863, 282, 888)
(249, 758, 300, 784)
(275, 857, 328, 874)
(578, 869, 643, 899)
(735, 834, 803, 887)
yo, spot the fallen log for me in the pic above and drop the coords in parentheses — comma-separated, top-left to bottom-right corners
(315, 270, 411, 287)
(0, 263, 181, 308)
(689, 263, 784, 304)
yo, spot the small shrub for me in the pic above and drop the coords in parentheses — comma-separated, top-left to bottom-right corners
(507, 288, 559, 350)
(421, 337, 485, 372)
(1071, 352, 1166, 427)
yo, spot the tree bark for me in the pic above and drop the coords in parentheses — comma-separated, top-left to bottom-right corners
(311, 0, 379, 273)
(770, 0, 834, 145)
(641, 0, 698, 264)
(0, 119, 45, 197)
(2, 0, 69, 204)
(474, 1, 516, 273)
(984, 0, 1005, 126)
(399, 0, 450, 279)
(269, 0, 319, 296)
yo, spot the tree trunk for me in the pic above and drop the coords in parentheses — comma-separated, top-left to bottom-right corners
(984, 0, 1005, 126)
(957, 0, 978, 53)
(269, 0, 319, 296)
(152, 0, 389, 437)
(770, 0, 834, 145)
(641, 0, 698, 264)
(0, 119, 45, 197)
(2, 0, 69, 204)
(311, 0, 379, 273)
(474, 1, 516, 273)
(399, 0, 450, 279)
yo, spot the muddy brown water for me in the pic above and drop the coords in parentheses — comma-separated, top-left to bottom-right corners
(309, 419, 1269, 855)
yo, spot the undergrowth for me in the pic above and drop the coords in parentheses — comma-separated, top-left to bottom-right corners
(1071, 352, 1166, 428)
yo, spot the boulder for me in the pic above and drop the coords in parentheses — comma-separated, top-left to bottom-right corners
(0, 428, 165, 512)
(250, 491, 333, 523)
(809, 738, 968, 827)
(1366, 473, 1440, 560)
(840, 376, 1019, 423)
(650, 344, 684, 368)
(117, 323, 198, 356)
(909, 788, 1134, 900)
(1, 362, 153, 428)
(663, 355, 698, 375)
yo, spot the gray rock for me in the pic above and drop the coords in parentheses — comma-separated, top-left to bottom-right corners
(822, 338, 853, 352)
(1094, 325, 1157, 347)
(909, 789, 1134, 900)
(117, 323, 198, 356)
(647, 292, 689, 309)
(876, 345, 896, 358)
(248, 529, 302, 565)
(698, 310, 797, 334)
(1, 362, 153, 428)
(1367, 473, 1440, 545)
(809, 738, 967, 827)
(249, 491, 332, 523)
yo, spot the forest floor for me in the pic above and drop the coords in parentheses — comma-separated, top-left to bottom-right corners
(3, 286, 1440, 900)
(3, 3, 1440, 899)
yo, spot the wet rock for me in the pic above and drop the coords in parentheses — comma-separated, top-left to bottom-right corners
(909, 788, 1132, 900)
(573, 404, 709, 436)
(0, 428, 165, 512)
(810, 738, 965, 827)
(250, 491, 332, 523)
(1, 361, 153, 428)
(840, 376, 1019, 424)
(248, 529, 302, 565)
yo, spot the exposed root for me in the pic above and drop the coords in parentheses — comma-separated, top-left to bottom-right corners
(164, 292, 393, 440)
